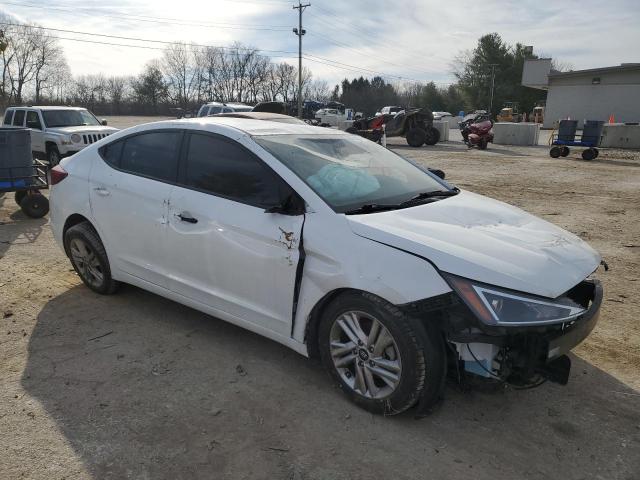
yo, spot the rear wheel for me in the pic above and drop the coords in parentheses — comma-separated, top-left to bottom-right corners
(64, 222, 119, 295)
(424, 126, 440, 145)
(560, 146, 570, 157)
(581, 148, 596, 161)
(550, 146, 561, 158)
(593, 148, 599, 158)
(406, 127, 427, 147)
(478, 138, 488, 150)
(318, 291, 446, 415)
(20, 193, 49, 218)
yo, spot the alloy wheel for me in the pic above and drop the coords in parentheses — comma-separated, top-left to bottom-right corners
(69, 238, 104, 288)
(329, 311, 402, 399)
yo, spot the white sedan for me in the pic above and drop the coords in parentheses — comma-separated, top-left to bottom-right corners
(50, 118, 603, 415)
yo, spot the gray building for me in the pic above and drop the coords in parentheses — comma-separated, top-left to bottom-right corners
(522, 59, 640, 128)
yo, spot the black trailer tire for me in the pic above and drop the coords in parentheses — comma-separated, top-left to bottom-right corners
(550, 146, 561, 158)
(20, 193, 49, 218)
(406, 127, 427, 147)
(318, 291, 446, 415)
(581, 148, 596, 161)
(560, 146, 570, 157)
(593, 148, 599, 158)
(47, 145, 61, 166)
(14, 190, 27, 206)
(424, 126, 440, 145)
(64, 222, 120, 295)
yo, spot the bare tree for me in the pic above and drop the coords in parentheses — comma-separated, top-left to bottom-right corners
(33, 32, 64, 103)
(162, 42, 202, 108)
(7, 23, 40, 103)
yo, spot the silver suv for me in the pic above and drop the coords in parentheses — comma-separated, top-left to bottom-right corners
(2, 106, 118, 165)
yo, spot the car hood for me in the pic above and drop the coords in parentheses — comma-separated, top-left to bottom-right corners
(47, 126, 118, 135)
(347, 191, 601, 298)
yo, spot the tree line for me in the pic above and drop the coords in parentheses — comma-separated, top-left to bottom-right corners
(1, 13, 547, 118)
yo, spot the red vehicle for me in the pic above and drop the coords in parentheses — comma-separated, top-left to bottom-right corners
(459, 113, 494, 150)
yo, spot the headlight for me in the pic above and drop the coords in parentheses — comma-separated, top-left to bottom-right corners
(60, 136, 73, 145)
(444, 274, 586, 326)
(70, 134, 81, 143)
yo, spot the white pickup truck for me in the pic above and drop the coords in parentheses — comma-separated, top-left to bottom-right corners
(2, 106, 118, 165)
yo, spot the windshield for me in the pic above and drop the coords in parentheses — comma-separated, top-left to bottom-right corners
(254, 134, 451, 213)
(42, 109, 101, 128)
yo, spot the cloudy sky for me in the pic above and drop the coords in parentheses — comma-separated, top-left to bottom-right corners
(1, 0, 639, 86)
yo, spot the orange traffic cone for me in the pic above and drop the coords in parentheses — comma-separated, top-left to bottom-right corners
(608, 114, 615, 124)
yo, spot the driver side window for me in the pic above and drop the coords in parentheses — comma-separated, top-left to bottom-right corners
(182, 133, 287, 208)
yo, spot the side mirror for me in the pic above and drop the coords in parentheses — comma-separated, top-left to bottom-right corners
(428, 168, 446, 180)
(264, 193, 305, 216)
(101, 119, 108, 126)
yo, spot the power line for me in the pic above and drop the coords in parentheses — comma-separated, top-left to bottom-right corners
(1, 1, 292, 31)
(0, 22, 298, 56)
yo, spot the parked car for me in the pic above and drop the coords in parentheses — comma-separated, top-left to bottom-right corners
(49, 118, 603, 415)
(197, 102, 253, 117)
(2, 106, 118, 165)
(375, 106, 403, 116)
(432, 111, 453, 121)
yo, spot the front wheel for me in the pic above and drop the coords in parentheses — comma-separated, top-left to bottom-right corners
(406, 127, 427, 147)
(47, 145, 61, 166)
(424, 126, 440, 145)
(318, 291, 446, 415)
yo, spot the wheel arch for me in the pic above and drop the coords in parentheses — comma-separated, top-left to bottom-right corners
(305, 287, 395, 360)
(62, 214, 97, 254)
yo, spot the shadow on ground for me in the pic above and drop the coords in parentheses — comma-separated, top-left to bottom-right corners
(22, 285, 640, 480)
(0, 194, 47, 259)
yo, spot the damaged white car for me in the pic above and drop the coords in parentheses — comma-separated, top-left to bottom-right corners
(49, 118, 603, 415)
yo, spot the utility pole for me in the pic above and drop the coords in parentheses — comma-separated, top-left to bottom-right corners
(293, 2, 310, 118)
(488, 63, 498, 115)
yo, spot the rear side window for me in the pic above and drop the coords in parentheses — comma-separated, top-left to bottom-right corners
(120, 131, 181, 182)
(26, 111, 42, 130)
(99, 140, 124, 167)
(13, 110, 25, 126)
(207, 106, 222, 116)
(3, 110, 14, 125)
(183, 133, 284, 208)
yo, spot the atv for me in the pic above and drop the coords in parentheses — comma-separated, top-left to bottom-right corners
(347, 108, 440, 147)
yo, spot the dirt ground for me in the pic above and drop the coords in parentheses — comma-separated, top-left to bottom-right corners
(1, 118, 639, 479)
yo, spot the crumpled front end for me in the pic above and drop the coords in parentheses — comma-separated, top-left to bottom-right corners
(402, 277, 603, 387)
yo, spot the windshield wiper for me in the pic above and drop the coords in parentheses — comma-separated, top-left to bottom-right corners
(344, 203, 402, 215)
(400, 188, 459, 206)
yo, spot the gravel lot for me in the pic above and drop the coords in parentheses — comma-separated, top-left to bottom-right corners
(1, 117, 639, 479)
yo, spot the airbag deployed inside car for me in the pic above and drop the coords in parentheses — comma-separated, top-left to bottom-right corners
(307, 164, 380, 203)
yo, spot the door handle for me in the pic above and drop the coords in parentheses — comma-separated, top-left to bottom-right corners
(93, 187, 110, 196)
(175, 213, 198, 224)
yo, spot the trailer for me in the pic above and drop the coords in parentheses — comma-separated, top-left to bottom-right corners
(0, 127, 50, 218)
(550, 120, 604, 161)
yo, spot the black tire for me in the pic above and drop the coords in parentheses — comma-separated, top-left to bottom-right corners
(406, 127, 427, 147)
(593, 148, 599, 158)
(318, 291, 446, 415)
(345, 126, 358, 134)
(424, 126, 440, 145)
(64, 222, 119, 295)
(581, 148, 596, 161)
(560, 146, 570, 157)
(550, 146, 561, 158)
(47, 145, 61, 166)
(20, 193, 49, 218)
(14, 190, 27, 206)
(478, 138, 488, 150)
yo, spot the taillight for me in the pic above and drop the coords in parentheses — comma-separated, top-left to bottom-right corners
(50, 165, 68, 185)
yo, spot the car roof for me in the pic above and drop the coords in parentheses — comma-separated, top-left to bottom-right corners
(11, 106, 87, 111)
(148, 116, 343, 136)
